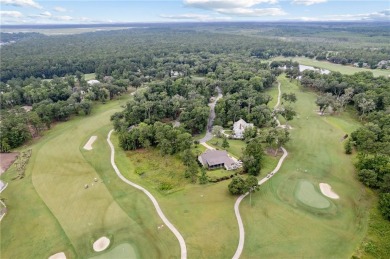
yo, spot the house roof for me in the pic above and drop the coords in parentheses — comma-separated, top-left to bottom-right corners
(199, 150, 235, 167)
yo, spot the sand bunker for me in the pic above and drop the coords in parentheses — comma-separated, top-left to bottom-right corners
(48, 252, 66, 259)
(93, 236, 110, 252)
(83, 136, 97, 150)
(320, 183, 339, 199)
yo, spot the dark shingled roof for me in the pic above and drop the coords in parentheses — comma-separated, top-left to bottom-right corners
(199, 150, 235, 167)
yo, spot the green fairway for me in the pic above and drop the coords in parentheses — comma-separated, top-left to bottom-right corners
(237, 74, 373, 258)
(89, 243, 137, 259)
(0, 95, 179, 258)
(295, 180, 331, 209)
(272, 56, 390, 77)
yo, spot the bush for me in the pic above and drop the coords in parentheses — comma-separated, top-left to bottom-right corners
(344, 139, 352, 154)
(379, 193, 390, 220)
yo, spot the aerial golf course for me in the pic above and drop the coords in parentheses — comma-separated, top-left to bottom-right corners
(0, 74, 380, 258)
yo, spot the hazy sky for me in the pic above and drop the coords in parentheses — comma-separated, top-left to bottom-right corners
(1, 0, 389, 24)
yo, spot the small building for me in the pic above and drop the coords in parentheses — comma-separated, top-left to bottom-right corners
(232, 119, 253, 139)
(87, 80, 100, 86)
(198, 150, 237, 170)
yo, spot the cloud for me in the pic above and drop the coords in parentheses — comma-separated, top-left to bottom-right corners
(184, 0, 278, 9)
(216, 7, 286, 16)
(53, 6, 67, 13)
(299, 9, 390, 21)
(183, 0, 285, 17)
(160, 13, 231, 21)
(292, 0, 327, 6)
(0, 10, 23, 18)
(0, 0, 42, 9)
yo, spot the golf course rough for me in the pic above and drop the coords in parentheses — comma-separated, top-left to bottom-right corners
(295, 180, 331, 209)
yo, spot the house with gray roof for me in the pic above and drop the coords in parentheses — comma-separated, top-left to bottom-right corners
(198, 150, 237, 170)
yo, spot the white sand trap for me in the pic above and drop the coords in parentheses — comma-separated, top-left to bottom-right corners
(48, 252, 66, 259)
(320, 183, 339, 199)
(93, 236, 110, 252)
(83, 136, 97, 150)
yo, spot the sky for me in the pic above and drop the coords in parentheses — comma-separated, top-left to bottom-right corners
(0, 0, 389, 24)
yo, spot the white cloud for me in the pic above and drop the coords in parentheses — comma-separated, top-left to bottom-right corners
(216, 7, 286, 16)
(292, 0, 327, 6)
(183, 0, 285, 17)
(53, 6, 67, 13)
(184, 0, 278, 9)
(0, 10, 23, 18)
(299, 9, 390, 21)
(52, 15, 73, 21)
(0, 0, 42, 9)
(160, 13, 231, 21)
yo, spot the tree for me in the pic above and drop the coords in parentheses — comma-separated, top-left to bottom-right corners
(222, 137, 230, 149)
(242, 138, 264, 176)
(344, 139, 353, 154)
(212, 125, 224, 138)
(199, 168, 208, 184)
(246, 175, 259, 206)
(379, 193, 390, 220)
(228, 176, 246, 195)
(184, 163, 198, 183)
(358, 169, 378, 188)
(243, 126, 257, 140)
(279, 105, 296, 127)
(282, 92, 297, 103)
(316, 93, 333, 115)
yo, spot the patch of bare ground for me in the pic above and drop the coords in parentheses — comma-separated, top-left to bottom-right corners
(0, 152, 19, 175)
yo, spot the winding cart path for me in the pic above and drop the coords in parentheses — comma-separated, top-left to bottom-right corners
(232, 81, 288, 259)
(107, 130, 187, 259)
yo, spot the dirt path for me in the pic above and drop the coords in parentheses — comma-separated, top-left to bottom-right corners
(232, 81, 288, 259)
(107, 130, 187, 259)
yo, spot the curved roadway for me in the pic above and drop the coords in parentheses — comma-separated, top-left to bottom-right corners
(232, 81, 288, 259)
(199, 87, 223, 144)
(107, 130, 187, 259)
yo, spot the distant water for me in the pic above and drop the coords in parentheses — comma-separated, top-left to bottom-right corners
(299, 65, 330, 75)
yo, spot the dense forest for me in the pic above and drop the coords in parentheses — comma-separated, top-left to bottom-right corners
(1, 22, 389, 82)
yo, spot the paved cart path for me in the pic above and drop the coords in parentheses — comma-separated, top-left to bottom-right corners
(107, 130, 187, 259)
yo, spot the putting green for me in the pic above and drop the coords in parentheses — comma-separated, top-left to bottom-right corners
(295, 180, 330, 209)
(89, 243, 138, 259)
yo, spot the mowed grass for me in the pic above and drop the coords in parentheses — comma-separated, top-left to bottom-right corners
(238, 74, 373, 258)
(206, 138, 246, 158)
(0, 94, 179, 258)
(84, 73, 96, 80)
(272, 56, 390, 77)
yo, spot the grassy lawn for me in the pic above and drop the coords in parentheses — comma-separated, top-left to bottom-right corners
(84, 73, 96, 80)
(239, 74, 373, 258)
(206, 138, 246, 158)
(272, 56, 390, 77)
(125, 148, 189, 193)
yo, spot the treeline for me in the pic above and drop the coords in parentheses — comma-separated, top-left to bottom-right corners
(2, 23, 389, 82)
(214, 61, 277, 127)
(117, 122, 192, 155)
(301, 70, 390, 220)
(0, 75, 127, 152)
(112, 77, 212, 134)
